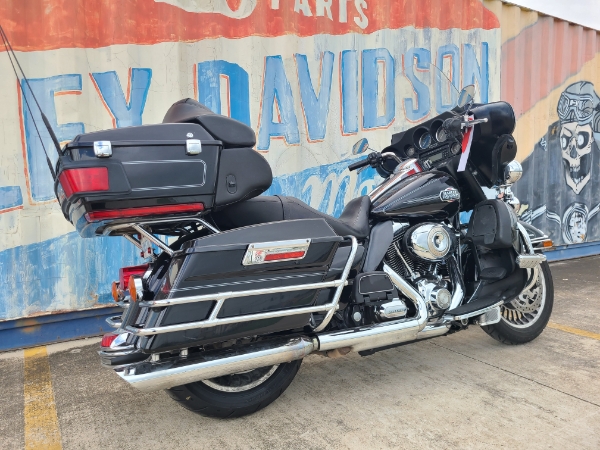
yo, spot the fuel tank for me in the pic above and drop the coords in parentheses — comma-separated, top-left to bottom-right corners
(370, 171, 460, 220)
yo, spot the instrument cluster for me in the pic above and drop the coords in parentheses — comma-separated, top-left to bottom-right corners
(386, 110, 460, 169)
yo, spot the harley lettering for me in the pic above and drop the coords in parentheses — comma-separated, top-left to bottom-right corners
(440, 188, 460, 202)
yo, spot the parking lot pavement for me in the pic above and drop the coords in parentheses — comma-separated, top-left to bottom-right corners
(1, 256, 599, 450)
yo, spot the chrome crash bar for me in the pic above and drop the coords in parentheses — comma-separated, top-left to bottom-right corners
(124, 236, 358, 337)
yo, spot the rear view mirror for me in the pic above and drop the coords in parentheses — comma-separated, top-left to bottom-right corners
(352, 138, 369, 155)
(457, 85, 475, 108)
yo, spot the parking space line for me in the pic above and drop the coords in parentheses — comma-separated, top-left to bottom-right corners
(23, 346, 62, 450)
(547, 322, 600, 341)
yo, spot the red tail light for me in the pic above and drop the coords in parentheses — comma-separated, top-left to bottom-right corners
(85, 203, 204, 222)
(58, 167, 109, 198)
(264, 251, 306, 261)
(101, 333, 118, 348)
(119, 264, 149, 289)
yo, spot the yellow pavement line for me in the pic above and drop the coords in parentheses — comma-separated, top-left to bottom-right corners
(23, 346, 62, 450)
(547, 322, 600, 341)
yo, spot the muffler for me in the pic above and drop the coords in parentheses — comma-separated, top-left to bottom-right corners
(118, 266, 435, 392)
(118, 337, 315, 392)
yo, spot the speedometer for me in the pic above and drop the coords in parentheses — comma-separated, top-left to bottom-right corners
(435, 127, 448, 143)
(418, 133, 432, 149)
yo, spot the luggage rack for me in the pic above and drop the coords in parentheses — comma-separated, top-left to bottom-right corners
(121, 235, 358, 336)
(105, 216, 220, 257)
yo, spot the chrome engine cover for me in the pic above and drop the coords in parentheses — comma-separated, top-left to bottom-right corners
(404, 223, 456, 262)
(376, 298, 408, 320)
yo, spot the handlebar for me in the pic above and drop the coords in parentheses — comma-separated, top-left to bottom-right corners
(348, 152, 403, 172)
(348, 158, 370, 171)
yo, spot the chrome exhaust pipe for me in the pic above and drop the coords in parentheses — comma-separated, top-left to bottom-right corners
(118, 268, 438, 392)
(118, 337, 315, 392)
(318, 265, 429, 352)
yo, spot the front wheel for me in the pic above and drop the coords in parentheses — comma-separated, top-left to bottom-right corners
(482, 260, 554, 345)
(167, 360, 302, 418)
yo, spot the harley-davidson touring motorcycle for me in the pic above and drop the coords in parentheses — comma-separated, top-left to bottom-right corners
(51, 71, 554, 418)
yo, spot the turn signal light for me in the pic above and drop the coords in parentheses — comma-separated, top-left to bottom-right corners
(101, 333, 118, 348)
(128, 275, 139, 302)
(111, 281, 120, 302)
(85, 203, 204, 222)
(542, 239, 554, 248)
(264, 251, 306, 261)
(58, 167, 109, 198)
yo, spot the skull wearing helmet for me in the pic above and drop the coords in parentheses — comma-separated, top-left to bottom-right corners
(557, 82, 599, 194)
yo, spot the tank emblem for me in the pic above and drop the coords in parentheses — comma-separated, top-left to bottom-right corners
(440, 187, 460, 202)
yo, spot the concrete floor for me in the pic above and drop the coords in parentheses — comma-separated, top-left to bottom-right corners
(1, 256, 599, 449)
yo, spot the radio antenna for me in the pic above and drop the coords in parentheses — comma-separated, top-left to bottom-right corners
(0, 24, 59, 179)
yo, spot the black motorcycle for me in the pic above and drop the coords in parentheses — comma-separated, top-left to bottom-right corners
(52, 75, 554, 418)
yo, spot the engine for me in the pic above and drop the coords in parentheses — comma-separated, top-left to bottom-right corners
(383, 222, 458, 317)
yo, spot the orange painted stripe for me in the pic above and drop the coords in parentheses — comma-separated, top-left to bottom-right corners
(0, 0, 499, 53)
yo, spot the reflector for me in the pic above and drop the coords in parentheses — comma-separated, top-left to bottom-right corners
(58, 167, 109, 198)
(85, 203, 204, 222)
(119, 264, 149, 289)
(264, 251, 306, 261)
(101, 333, 118, 348)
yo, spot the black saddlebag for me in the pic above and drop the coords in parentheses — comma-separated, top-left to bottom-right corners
(55, 121, 272, 237)
(138, 219, 344, 353)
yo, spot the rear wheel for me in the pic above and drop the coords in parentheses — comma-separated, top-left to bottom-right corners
(167, 360, 302, 418)
(482, 260, 553, 345)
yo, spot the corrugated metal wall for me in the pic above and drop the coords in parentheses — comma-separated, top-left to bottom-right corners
(0, 0, 597, 327)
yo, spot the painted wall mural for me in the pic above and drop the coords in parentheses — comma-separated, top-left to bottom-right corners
(0, 0, 597, 322)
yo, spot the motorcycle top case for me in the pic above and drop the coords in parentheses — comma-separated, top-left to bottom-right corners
(55, 122, 272, 237)
(139, 219, 344, 353)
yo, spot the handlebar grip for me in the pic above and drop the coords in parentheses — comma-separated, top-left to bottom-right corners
(443, 117, 462, 134)
(348, 158, 370, 171)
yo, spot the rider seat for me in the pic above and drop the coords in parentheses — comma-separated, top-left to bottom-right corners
(212, 195, 371, 239)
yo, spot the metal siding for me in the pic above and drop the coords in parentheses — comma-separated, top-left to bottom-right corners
(0, 0, 596, 329)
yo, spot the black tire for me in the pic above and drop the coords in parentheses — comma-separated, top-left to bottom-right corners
(482, 261, 554, 345)
(166, 360, 302, 418)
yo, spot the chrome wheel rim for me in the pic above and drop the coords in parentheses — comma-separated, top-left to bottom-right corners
(200, 365, 279, 392)
(500, 267, 546, 329)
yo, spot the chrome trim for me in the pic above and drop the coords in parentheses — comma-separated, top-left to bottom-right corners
(451, 301, 504, 321)
(376, 299, 408, 320)
(93, 140, 112, 157)
(382, 263, 422, 304)
(317, 266, 428, 352)
(381, 152, 403, 164)
(197, 218, 220, 234)
(106, 315, 122, 328)
(241, 238, 311, 266)
(516, 254, 546, 269)
(200, 365, 279, 392)
(123, 234, 142, 249)
(125, 237, 357, 336)
(477, 306, 501, 326)
(504, 160, 523, 184)
(186, 139, 202, 155)
(369, 159, 421, 202)
(416, 323, 450, 340)
(407, 223, 452, 261)
(131, 224, 174, 257)
(447, 256, 465, 310)
(117, 337, 315, 392)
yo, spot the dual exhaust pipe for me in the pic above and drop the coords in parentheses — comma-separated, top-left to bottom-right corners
(118, 266, 450, 392)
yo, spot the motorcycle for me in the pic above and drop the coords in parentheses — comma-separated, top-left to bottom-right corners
(51, 64, 555, 418)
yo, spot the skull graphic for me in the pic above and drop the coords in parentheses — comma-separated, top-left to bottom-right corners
(557, 81, 600, 195)
(560, 122, 593, 194)
(562, 202, 589, 244)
